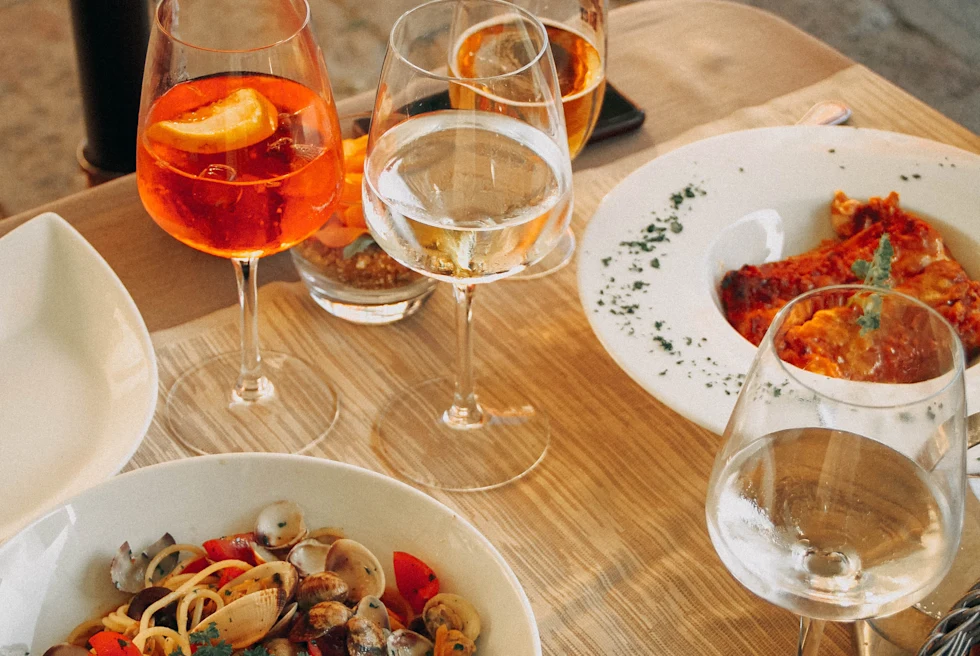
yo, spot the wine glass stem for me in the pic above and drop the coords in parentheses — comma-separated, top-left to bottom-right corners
(232, 256, 270, 403)
(797, 617, 826, 656)
(445, 283, 484, 428)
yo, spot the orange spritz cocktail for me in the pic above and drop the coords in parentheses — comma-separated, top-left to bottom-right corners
(137, 73, 343, 259)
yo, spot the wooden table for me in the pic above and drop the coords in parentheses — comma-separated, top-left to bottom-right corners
(3, 2, 978, 654)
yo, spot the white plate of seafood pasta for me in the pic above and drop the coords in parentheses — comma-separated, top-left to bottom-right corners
(0, 454, 540, 656)
(0, 213, 157, 542)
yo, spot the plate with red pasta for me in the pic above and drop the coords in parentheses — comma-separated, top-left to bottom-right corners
(578, 126, 980, 434)
(0, 455, 539, 656)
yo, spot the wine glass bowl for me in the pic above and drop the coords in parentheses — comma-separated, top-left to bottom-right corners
(136, 0, 345, 454)
(706, 285, 966, 650)
(363, 0, 574, 490)
(504, 0, 607, 279)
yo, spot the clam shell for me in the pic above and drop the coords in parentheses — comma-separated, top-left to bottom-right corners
(289, 600, 352, 642)
(192, 587, 283, 648)
(110, 533, 176, 593)
(422, 593, 481, 642)
(287, 538, 331, 577)
(386, 630, 434, 656)
(346, 616, 385, 656)
(255, 501, 307, 549)
(297, 571, 349, 608)
(218, 561, 298, 605)
(267, 602, 298, 639)
(354, 595, 390, 631)
(250, 541, 281, 564)
(324, 539, 385, 603)
(259, 638, 299, 656)
(307, 527, 346, 545)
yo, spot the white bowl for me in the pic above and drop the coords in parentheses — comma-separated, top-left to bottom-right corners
(0, 213, 157, 541)
(0, 454, 541, 655)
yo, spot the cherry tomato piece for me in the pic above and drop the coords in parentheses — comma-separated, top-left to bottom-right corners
(393, 551, 440, 614)
(180, 556, 209, 574)
(202, 532, 257, 565)
(216, 566, 247, 588)
(89, 631, 142, 656)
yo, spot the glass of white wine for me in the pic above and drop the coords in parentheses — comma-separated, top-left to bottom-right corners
(706, 285, 967, 654)
(363, 0, 573, 490)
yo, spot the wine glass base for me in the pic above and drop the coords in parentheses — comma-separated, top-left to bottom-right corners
(165, 351, 339, 455)
(507, 229, 576, 281)
(376, 377, 549, 491)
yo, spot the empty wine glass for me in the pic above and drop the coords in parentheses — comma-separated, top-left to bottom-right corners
(706, 285, 967, 654)
(362, 0, 573, 490)
(136, 0, 345, 454)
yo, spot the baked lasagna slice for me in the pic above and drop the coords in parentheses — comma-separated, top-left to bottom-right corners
(719, 191, 980, 364)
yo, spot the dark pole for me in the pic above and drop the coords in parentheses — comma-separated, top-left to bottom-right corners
(70, 0, 151, 181)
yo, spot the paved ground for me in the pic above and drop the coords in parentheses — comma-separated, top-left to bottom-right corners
(0, 0, 976, 217)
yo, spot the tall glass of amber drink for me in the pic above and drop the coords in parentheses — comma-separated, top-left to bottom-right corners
(136, 0, 344, 454)
(457, 0, 606, 278)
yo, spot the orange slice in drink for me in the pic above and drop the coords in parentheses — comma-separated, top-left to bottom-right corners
(315, 220, 370, 248)
(342, 135, 368, 173)
(146, 87, 279, 154)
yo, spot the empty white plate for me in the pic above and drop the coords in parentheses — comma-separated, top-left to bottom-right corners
(0, 213, 157, 541)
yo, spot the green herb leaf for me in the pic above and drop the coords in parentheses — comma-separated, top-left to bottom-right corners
(195, 643, 233, 656)
(190, 623, 221, 646)
(856, 294, 883, 334)
(852, 233, 893, 335)
(242, 646, 273, 656)
(342, 233, 376, 259)
(851, 233, 893, 288)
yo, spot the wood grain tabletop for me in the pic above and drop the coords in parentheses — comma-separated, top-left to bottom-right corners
(2, 1, 978, 654)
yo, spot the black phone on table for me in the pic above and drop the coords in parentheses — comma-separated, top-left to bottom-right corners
(586, 82, 645, 146)
(357, 83, 645, 146)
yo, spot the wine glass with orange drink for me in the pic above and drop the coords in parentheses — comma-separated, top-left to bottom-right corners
(136, 0, 345, 454)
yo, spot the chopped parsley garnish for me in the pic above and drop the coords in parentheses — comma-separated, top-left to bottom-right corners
(189, 622, 233, 656)
(196, 642, 232, 656)
(190, 624, 220, 645)
(650, 258, 660, 268)
(851, 233, 893, 288)
(653, 336, 674, 352)
(243, 647, 272, 656)
(851, 233, 893, 334)
(601, 256, 612, 267)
